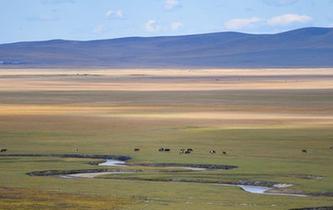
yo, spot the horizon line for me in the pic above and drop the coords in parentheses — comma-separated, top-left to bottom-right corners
(1, 26, 332, 45)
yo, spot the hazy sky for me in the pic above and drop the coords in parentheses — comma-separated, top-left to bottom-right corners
(0, 0, 332, 43)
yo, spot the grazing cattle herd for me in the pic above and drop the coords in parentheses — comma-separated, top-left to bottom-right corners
(132, 147, 227, 155)
(130, 147, 333, 155)
(180, 148, 193, 154)
(1, 146, 332, 154)
(158, 147, 171, 152)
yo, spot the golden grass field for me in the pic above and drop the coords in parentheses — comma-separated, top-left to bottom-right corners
(0, 68, 332, 210)
(1, 68, 333, 91)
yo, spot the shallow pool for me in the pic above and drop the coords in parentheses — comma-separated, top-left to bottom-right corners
(98, 159, 126, 166)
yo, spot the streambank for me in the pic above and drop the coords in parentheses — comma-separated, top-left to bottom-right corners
(126, 162, 238, 170)
(290, 206, 333, 210)
(27, 168, 141, 177)
(60, 171, 135, 179)
(0, 153, 131, 161)
(218, 183, 307, 197)
(5, 154, 330, 198)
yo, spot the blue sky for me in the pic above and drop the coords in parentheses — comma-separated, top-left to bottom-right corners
(0, 0, 333, 43)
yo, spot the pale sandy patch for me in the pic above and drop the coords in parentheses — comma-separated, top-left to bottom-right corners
(1, 68, 333, 91)
(1, 105, 331, 119)
(1, 68, 333, 76)
(0, 80, 332, 91)
(119, 112, 333, 120)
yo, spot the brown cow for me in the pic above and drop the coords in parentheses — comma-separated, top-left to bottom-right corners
(184, 148, 192, 154)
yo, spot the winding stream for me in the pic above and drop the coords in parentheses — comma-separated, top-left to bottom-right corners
(12, 155, 307, 197)
(58, 159, 305, 197)
(60, 171, 133, 179)
(239, 185, 272, 194)
(0, 154, 315, 197)
(98, 159, 126, 166)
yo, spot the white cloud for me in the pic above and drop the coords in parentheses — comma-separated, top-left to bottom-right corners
(145, 20, 159, 32)
(223, 14, 312, 31)
(267, 14, 312, 26)
(170, 21, 183, 30)
(224, 17, 261, 30)
(106, 9, 123, 18)
(93, 24, 106, 34)
(165, 0, 179, 10)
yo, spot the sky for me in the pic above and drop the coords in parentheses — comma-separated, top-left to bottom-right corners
(0, 0, 333, 44)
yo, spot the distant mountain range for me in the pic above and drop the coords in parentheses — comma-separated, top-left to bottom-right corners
(0, 27, 333, 68)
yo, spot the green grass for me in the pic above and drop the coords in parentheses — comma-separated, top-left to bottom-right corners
(0, 186, 131, 210)
(0, 89, 333, 209)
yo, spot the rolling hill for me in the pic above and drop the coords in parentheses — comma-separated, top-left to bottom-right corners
(0, 27, 333, 68)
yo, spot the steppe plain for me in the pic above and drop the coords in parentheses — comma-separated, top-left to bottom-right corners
(0, 68, 332, 210)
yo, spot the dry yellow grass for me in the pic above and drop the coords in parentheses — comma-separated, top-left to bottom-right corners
(0, 68, 332, 129)
(0, 68, 333, 91)
(1, 68, 333, 76)
(0, 105, 332, 129)
(1, 80, 333, 91)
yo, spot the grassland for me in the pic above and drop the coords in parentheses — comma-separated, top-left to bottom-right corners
(0, 68, 333, 210)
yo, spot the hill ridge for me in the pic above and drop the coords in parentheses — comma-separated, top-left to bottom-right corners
(1, 27, 333, 68)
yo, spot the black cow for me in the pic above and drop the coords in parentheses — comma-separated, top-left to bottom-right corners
(222, 151, 227, 155)
(184, 148, 192, 154)
(0, 149, 7, 152)
(134, 148, 140, 152)
(159, 147, 170, 152)
(302, 149, 307, 153)
(209, 150, 216, 154)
